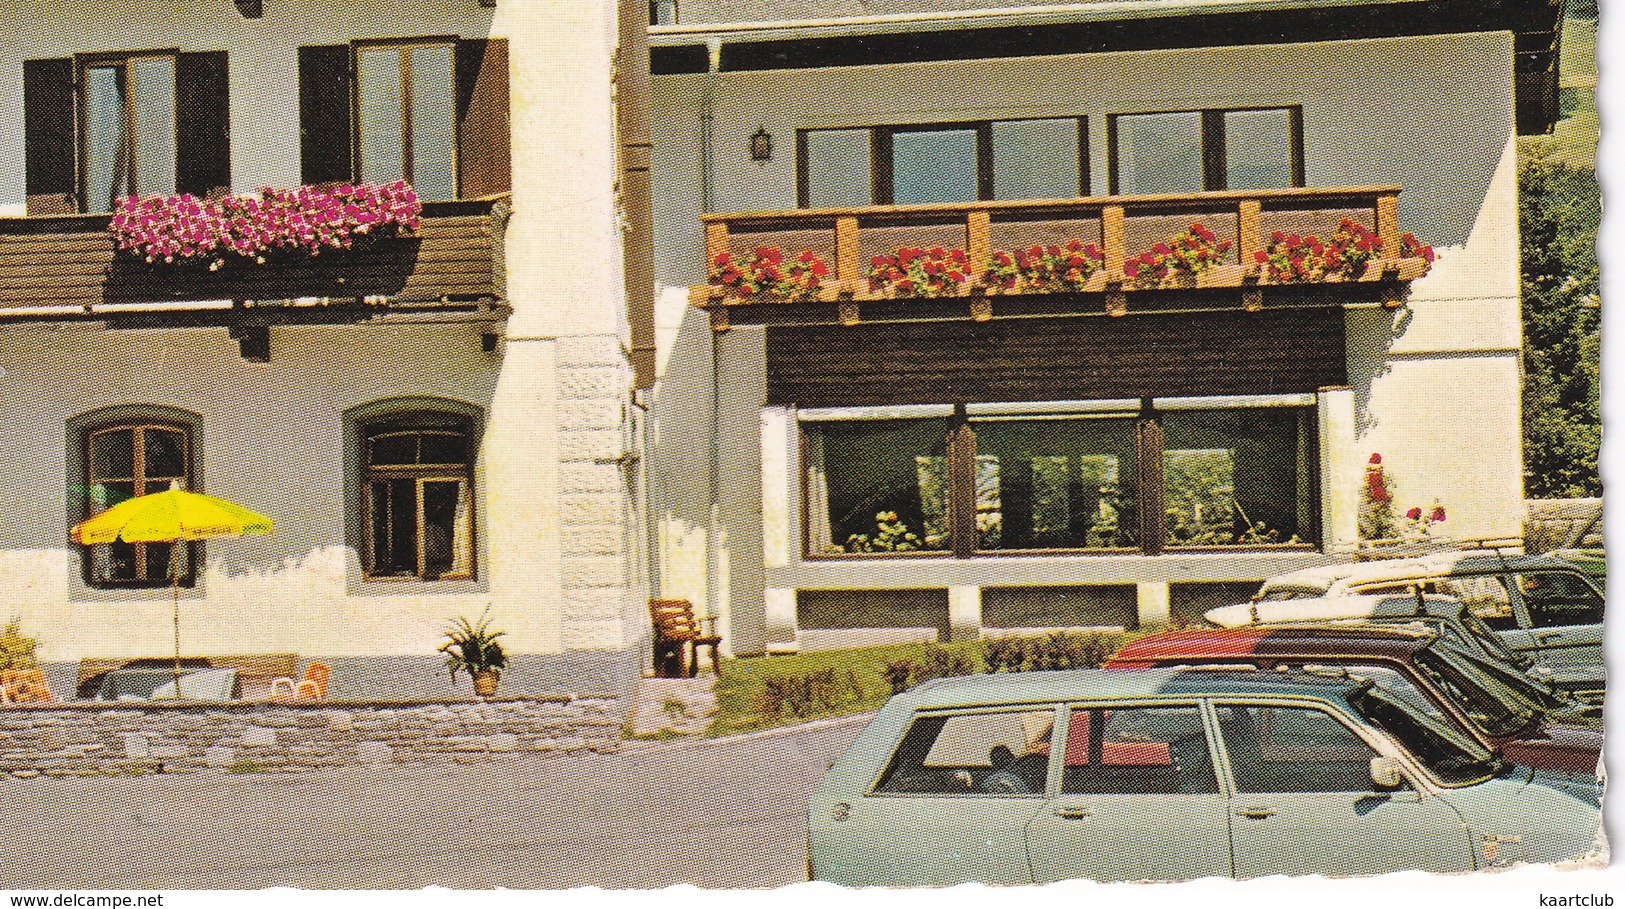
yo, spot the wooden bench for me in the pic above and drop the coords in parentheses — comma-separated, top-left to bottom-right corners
(649, 599, 721, 678)
(77, 653, 300, 700)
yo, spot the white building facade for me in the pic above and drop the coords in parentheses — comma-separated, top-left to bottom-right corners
(0, 0, 650, 698)
(645, 0, 1557, 654)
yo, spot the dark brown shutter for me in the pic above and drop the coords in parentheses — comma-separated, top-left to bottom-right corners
(455, 38, 510, 198)
(298, 44, 353, 186)
(23, 58, 75, 214)
(176, 51, 231, 198)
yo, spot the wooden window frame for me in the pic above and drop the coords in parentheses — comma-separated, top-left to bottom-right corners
(83, 422, 194, 588)
(1107, 105, 1304, 195)
(800, 402, 1317, 560)
(74, 49, 180, 214)
(350, 37, 461, 198)
(361, 425, 476, 582)
(797, 117, 1089, 209)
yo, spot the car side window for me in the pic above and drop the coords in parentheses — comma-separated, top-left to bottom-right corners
(874, 708, 1055, 795)
(1432, 576, 1517, 630)
(1060, 706, 1218, 795)
(1216, 704, 1388, 793)
(1516, 572, 1604, 627)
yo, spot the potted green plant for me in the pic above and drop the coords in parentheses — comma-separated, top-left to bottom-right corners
(439, 608, 509, 697)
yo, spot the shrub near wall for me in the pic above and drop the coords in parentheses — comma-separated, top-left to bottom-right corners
(719, 631, 1148, 736)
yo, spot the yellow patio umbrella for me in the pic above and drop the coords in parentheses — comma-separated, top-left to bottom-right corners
(71, 487, 274, 696)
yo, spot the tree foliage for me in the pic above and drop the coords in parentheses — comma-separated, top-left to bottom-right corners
(1519, 139, 1600, 497)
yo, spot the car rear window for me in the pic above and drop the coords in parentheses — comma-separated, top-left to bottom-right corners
(874, 708, 1055, 795)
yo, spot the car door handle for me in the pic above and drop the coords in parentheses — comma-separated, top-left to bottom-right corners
(1052, 806, 1092, 819)
(1535, 631, 1567, 642)
(1235, 807, 1277, 819)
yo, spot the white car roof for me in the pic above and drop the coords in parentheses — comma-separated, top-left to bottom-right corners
(1255, 552, 1566, 597)
(1206, 593, 1466, 628)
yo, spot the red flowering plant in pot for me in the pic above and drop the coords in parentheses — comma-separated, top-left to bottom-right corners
(110, 181, 422, 269)
(1125, 223, 1232, 289)
(1255, 220, 1436, 284)
(708, 247, 829, 302)
(1007, 239, 1106, 293)
(868, 246, 974, 298)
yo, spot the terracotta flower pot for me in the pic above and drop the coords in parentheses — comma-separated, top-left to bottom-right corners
(472, 670, 500, 698)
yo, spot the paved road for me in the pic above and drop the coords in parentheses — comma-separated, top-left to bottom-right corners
(0, 717, 867, 889)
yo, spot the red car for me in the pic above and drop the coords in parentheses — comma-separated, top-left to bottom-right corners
(1106, 625, 1600, 776)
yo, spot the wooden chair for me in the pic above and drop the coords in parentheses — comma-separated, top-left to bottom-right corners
(0, 669, 53, 704)
(270, 661, 330, 700)
(649, 599, 721, 678)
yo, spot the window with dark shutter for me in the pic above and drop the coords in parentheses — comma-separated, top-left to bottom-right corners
(23, 58, 77, 214)
(26, 50, 232, 214)
(299, 38, 508, 200)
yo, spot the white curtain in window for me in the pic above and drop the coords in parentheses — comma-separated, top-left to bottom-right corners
(803, 429, 834, 551)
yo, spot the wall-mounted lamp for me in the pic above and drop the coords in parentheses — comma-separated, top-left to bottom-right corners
(750, 127, 773, 162)
(233, 0, 264, 18)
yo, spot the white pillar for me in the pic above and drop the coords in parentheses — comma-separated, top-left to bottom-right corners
(1136, 582, 1170, 628)
(761, 407, 791, 570)
(1318, 387, 1359, 554)
(764, 586, 799, 654)
(948, 585, 982, 642)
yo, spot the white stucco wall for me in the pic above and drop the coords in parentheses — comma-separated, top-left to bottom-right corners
(647, 29, 1524, 649)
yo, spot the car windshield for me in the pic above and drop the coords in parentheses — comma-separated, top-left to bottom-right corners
(1435, 641, 1570, 712)
(1412, 645, 1539, 739)
(1347, 683, 1504, 786)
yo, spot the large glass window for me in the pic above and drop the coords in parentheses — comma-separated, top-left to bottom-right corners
(804, 418, 950, 554)
(1162, 408, 1314, 547)
(80, 54, 176, 212)
(364, 423, 475, 580)
(971, 416, 1137, 551)
(85, 424, 190, 586)
(804, 403, 1316, 557)
(355, 42, 457, 201)
(800, 118, 1086, 208)
(874, 708, 1055, 795)
(1111, 107, 1301, 194)
(1060, 706, 1218, 794)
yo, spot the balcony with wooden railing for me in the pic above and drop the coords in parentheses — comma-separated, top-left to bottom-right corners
(690, 186, 1433, 331)
(0, 198, 509, 323)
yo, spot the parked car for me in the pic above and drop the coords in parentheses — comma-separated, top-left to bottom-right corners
(1207, 589, 1605, 706)
(1248, 552, 1603, 671)
(1105, 624, 1600, 775)
(807, 667, 1600, 886)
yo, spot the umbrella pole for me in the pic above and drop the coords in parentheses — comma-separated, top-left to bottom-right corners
(171, 557, 182, 697)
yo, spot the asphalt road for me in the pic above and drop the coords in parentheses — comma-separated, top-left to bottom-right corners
(0, 717, 868, 890)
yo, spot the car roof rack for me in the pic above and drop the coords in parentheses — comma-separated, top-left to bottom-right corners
(1350, 536, 1525, 562)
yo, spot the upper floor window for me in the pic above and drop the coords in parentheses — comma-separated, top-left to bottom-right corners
(81, 54, 176, 211)
(798, 118, 1087, 208)
(1109, 107, 1302, 195)
(650, 0, 678, 25)
(24, 51, 229, 214)
(299, 38, 511, 201)
(363, 421, 475, 581)
(355, 41, 457, 201)
(84, 423, 193, 587)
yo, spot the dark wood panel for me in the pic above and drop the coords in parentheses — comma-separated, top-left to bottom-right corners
(766, 308, 1346, 408)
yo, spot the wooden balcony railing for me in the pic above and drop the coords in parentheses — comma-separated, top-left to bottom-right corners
(0, 198, 508, 319)
(691, 186, 1431, 331)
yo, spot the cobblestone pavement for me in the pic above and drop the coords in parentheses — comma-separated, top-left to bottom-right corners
(0, 715, 867, 890)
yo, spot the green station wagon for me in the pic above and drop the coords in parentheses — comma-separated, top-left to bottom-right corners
(808, 668, 1600, 886)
